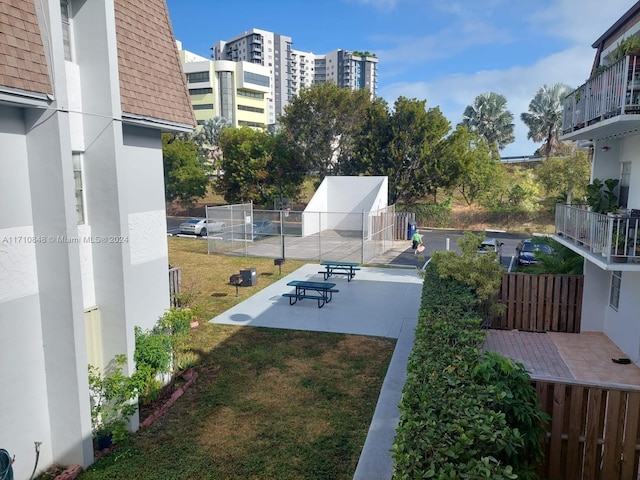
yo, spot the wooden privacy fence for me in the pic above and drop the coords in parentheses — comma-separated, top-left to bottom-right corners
(493, 273, 583, 333)
(169, 266, 181, 307)
(394, 212, 415, 240)
(534, 378, 640, 480)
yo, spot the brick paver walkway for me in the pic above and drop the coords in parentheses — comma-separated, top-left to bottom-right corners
(482, 330, 574, 379)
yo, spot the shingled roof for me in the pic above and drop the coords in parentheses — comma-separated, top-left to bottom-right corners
(115, 0, 195, 128)
(0, 0, 53, 95)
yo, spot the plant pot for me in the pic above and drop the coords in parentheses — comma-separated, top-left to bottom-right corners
(96, 433, 113, 450)
(612, 255, 627, 263)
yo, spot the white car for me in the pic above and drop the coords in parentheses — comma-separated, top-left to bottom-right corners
(179, 218, 225, 236)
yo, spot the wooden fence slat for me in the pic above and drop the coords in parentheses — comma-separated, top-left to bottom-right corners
(552, 276, 562, 331)
(583, 388, 604, 479)
(601, 389, 622, 475)
(508, 273, 517, 329)
(549, 383, 566, 478)
(531, 275, 539, 331)
(575, 276, 583, 332)
(566, 385, 585, 479)
(544, 275, 554, 331)
(536, 275, 546, 331)
(621, 391, 640, 479)
(567, 277, 577, 333)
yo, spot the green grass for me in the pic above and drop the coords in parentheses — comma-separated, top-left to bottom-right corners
(76, 237, 395, 480)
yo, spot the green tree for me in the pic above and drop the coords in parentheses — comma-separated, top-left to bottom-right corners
(191, 116, 231, 175)
(455, 132, 502, 205)
(342, 96, 390, 176)
(162, 133, 209, 206)
(536, 147, 590, 204)
(460, 92, 515, 158)
(373, 97, 450, 204)
(216, 128, 305, 205)
(280, 82, 372, 178)
(520, 83, 573, 158)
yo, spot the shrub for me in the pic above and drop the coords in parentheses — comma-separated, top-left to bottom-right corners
(391, 264, 546, 479)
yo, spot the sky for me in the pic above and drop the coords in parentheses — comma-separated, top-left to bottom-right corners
(165, 0, 637, 157)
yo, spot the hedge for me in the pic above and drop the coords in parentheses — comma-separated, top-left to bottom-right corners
(391, 265, 546, 480)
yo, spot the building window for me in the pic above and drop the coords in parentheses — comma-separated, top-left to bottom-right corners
(60, 0, 73, 61)
(610, 270, 622, 311)
(189, 88, 213, 95)
(244, 72, 270, 87)
(187, 71, 210, 83)
(193, 104, 214, 110)
(197, 120, 205, 125)
(238, 105, 264, 113)
(237, 89, 264, 99)
(217, 71, 234, 122)
(238, 120, 265, 128)
(73, 153, 85, 225)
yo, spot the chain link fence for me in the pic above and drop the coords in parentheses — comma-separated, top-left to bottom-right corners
(205, 204, 396, 264)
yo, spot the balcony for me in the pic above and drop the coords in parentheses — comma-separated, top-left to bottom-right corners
(554, 204, 640, 270)
(561, 54, 640, 140)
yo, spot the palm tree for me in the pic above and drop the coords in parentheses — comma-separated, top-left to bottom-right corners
(520, 83, 572, 158)
(191, 116, 231, 176)
(460, 92, 515, 158)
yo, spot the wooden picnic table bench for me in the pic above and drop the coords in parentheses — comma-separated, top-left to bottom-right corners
(283, 280, 338, 308)
(319, 261, 361, 282)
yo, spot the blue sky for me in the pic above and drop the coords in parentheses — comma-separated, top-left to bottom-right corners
(166, 0, 636, 157)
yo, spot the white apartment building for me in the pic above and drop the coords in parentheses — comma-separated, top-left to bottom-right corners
(212, 29, 378, 124)
(314, 49, 378, 98)
(0, 0, 194, 477)
(179, 43, 270, 129)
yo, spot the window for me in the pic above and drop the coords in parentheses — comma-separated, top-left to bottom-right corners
(610, 270, 622, 311)
(238, 105, 264, 113)
(620, 162, 631, 208)
(193, 104, 214, 110)
(60, 0, 73, 61)
(189, 88, 213, 95)
(237, 89, 264, 99)
(238, 120, 265, 128)
(244, 72, 270, 87)
(186, 71, 210, 83)
(73, 153, 85, 224)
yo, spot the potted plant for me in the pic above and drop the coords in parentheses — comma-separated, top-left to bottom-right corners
(611, 230, 628, 262)
(89, 355, 142, 449)
(585, 178, 619, 214)
(611, 35, 640, 62)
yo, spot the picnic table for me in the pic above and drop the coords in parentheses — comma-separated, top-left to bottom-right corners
(319, 261, 361, 282)
(282, 280, 338, 308)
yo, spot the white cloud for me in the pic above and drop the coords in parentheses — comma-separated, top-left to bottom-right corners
(530, 0, 635, 44)
(379, 45, 596, 156)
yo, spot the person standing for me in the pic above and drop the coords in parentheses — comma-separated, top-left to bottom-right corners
(411, 230, 423, 255)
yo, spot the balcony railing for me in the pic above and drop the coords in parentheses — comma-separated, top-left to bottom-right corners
(562, 54, 640, 134)
(555, 204, 640, 266)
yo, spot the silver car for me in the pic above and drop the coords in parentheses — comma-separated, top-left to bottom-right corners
(478, 238, 504, 262)
(179, 218, 225, 236)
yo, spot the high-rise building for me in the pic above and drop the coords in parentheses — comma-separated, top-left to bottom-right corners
(212, 29, 378, 124)
(314, 49, 378, 98)
(212, 29, 297, 125)
(179, 42, 270, 129)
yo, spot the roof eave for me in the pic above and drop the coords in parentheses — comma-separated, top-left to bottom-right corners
(0, 86, 52, 108)
(122, 112, 194, 133)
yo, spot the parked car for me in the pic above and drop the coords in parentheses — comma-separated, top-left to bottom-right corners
(252, 219, 278, 239)
(179, 218, 225, 236)
(516, 238, 554, 265)
(478, 238, 504, 262)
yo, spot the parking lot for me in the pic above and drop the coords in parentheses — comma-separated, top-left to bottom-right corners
(167, 216, 533, 269)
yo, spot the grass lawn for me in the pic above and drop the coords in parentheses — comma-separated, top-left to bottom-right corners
(77, 237, 396, 480)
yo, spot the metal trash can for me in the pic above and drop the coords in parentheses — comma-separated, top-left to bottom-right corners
(240, 268, 257, 287)
(407, 222, 417, 240)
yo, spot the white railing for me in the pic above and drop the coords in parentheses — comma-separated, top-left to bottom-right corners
(555, 204, 640, 264)
(562, 54, 640, 133)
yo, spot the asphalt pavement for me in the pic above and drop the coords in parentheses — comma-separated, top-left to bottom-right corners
(166, 216, 532, 269)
